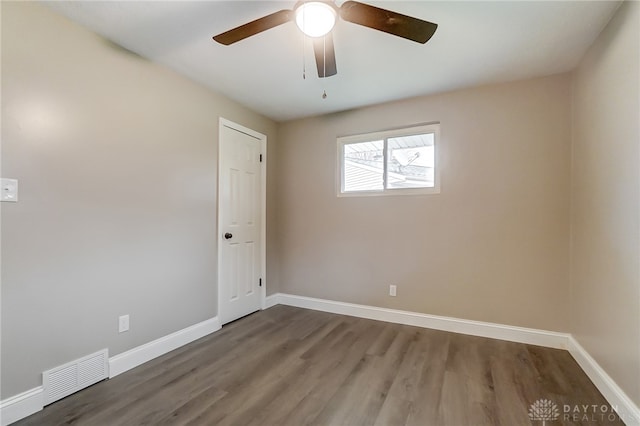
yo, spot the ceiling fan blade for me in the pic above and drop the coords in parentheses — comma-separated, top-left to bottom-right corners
(339, 1, 437, 44)
(313, 33, 337, 78)
(213, 9, 292, 45)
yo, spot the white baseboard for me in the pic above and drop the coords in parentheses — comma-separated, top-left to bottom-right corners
(268, 292, 640, 425)
(1, 317, 222, 425)
(270, 293, 569, 349)
(568, 336, 640, 425)
(0, 387, 44, 426)
(109, 316, 221, 378)
(5, 300, 637, 426)
(265, 293, 279, 309)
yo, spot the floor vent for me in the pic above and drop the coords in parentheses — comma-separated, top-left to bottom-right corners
(42, 349, 109, 405)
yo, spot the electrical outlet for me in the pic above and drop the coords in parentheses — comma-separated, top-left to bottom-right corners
(389, 285, 397, 297)
(118, 315, 129, 333)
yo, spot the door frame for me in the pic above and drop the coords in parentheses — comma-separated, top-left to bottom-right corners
(217, 117, 267, 324)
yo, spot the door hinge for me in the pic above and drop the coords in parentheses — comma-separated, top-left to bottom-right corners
(259, 278, 262, 287)
(259, 154, 263, 162)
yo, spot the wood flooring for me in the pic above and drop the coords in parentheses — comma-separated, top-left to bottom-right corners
(16, 305, 624, 425)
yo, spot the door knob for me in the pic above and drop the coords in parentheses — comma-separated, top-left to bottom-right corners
(224, 232, 233, 240)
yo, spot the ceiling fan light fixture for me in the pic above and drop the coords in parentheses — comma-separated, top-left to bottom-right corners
(295, 2, 337, 38)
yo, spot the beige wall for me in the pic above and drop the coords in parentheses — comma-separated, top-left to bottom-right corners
(276, 74, 572, 332)
(571, 0, 640, 406)
(0, 2, 277, 398)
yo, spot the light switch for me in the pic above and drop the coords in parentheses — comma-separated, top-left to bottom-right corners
(1, 179, 18, 202)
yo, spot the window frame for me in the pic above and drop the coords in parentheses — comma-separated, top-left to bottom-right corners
(337, 123, 441, 197)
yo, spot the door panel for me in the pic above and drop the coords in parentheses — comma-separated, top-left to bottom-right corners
(219, 122, 263, 325)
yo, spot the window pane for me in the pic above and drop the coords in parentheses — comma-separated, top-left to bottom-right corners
(343, 140, 384, 192)
(387, 133, 434, 189)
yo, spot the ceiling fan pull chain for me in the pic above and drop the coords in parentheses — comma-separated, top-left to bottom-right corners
(322, 35, 327, 99)
(302, 6, 306, 79)
(323, 34, 326, 77)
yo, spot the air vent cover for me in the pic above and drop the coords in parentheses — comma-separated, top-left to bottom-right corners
(42, 349, 108, 405)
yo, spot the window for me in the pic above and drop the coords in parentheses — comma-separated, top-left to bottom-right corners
(338, 123, 440, 196)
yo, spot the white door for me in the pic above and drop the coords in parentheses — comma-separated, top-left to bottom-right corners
(218, 119, 265, 325)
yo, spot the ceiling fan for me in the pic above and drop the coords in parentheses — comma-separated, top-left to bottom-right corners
(212, 1, 438, 78)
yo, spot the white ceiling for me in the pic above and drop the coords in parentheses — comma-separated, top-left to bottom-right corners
(44, 1, 620, 122)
